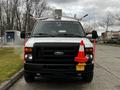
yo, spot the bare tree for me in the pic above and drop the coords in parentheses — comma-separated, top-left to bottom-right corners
(32, 0, 47, 17)
(83, 24, 94, 33)
(111, 12, 120, 26)
(0, 1, 2, 30)
(0, 1, 6, 35)
(0, 1, 2, 36)
(1, 0, 22, 30)
(22, 0, 48, 32)
(0, 0, 52, 33)
(113, 13, 120, 21)
(99, 12, 114, 31)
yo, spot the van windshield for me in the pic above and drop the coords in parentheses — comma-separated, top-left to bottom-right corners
(31, 21, 85, 37)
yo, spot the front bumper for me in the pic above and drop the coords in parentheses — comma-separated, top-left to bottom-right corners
(24, 63, 94, 77)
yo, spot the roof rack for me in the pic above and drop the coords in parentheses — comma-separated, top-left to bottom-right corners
(30, 9, 88, 21)
(63, 14, 88, 21)
(34, 14, 88, 21)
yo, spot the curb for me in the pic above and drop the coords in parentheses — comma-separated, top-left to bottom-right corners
(0, 68, 24, 90)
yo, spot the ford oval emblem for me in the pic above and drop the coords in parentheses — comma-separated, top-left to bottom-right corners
(54, 51, 64, 55)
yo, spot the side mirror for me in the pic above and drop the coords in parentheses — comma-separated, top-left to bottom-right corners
(92, 30, 98, 39)
(20, 31, 25, 39)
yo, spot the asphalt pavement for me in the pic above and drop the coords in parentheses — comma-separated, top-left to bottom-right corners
(9, 45, 120, 90)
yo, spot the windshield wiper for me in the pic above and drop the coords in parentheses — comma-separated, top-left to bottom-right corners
(32, 33, 55, 37)
(57, 33, 83, 37)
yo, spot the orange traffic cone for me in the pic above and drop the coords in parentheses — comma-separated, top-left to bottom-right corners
(75, 40, 88, 63)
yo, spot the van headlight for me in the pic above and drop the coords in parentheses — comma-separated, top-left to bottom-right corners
(25, 54, 33, 60)
(24, 47, 33, 61)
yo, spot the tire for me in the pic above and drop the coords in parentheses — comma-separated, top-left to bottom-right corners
(82, 72, 93, 83)
(24, 72, 34, 82)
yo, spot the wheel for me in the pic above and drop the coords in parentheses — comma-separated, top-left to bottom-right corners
(82, 72, 93, 83)
(24, 72, 34, 82)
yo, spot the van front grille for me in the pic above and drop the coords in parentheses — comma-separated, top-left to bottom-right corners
(33, 43, 79, 64)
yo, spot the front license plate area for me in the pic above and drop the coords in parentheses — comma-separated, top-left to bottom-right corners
(76, 63, 86, 71)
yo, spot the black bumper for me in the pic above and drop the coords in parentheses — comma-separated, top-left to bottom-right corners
(24, 63, 94, 77)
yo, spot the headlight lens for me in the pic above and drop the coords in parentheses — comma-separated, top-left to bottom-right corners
(25, 54, 32, 60)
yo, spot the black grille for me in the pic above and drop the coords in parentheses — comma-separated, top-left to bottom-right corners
(33, 43, 79, 64)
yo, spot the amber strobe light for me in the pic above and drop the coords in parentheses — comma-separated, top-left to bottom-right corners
(24, 47, 32, 53)
(85, 48, 93, 54)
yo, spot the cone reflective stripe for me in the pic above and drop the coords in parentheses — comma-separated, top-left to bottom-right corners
(79, 45, 84, 51)
(75, 40, 88, 63)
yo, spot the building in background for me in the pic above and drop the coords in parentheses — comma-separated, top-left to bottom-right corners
(101, 31, 120, 43)
(4, 30, 24, 45)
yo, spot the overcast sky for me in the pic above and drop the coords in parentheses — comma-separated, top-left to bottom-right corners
(48, 0, 120, 21)
(47, 0, 120, 34)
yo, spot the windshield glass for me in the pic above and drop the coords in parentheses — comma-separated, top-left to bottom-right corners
(31, 21, 85, 37)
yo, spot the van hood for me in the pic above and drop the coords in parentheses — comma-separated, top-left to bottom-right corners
(25, 37, 93, 47)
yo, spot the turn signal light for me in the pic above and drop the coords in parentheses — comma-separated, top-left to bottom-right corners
(24, 47, 32, 53)
(85, 48, 93, 54)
